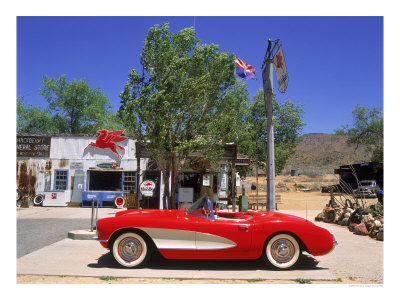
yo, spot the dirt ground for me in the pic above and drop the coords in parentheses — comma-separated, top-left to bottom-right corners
(244, 174, 378, 211)
(17, 274, 371, 284)
(17, 175, 381, 284)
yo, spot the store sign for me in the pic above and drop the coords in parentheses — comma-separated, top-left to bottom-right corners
(17, 136, 51, 158)
(273, 45, 288, 93)
(235, 159, 251, 166)
(220, 165, 227, 192)
(70, 162, 84, 169)
(140, 180, 156, 197)
(97, 162, 118, 169)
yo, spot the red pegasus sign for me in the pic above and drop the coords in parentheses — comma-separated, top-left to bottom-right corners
(84, 130, 128, 160)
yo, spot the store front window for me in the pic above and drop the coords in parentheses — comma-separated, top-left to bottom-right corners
(54, 170, 68, 191)
(88, 170, 122, 191)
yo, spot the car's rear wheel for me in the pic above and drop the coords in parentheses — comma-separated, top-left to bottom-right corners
(112, 232, 150, 268)
(263, 233, 300, 269)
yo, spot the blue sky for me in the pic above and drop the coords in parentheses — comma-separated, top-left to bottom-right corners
(17, 16, 383, 134)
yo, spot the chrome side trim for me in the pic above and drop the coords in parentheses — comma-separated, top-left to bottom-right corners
(138, 227, 237, 250)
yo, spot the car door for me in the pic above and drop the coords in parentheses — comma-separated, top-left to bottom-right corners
(192, 216, 254, 259)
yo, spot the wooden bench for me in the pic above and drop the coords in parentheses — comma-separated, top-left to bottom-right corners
(246, 194, 282, 210)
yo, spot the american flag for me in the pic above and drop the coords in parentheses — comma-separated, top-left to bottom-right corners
(235, 56, 256, 80)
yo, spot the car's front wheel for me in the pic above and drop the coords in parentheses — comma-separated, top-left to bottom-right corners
(112, 232, 150, 268)
(263, 233, 301, 269)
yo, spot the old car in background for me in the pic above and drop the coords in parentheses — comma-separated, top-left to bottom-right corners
(96, 195, 337, 269)
(358, 180, 380, 194)
(354, 187, 376, 198)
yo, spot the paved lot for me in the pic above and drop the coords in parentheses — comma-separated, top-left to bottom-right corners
(16, 207, 383, 282)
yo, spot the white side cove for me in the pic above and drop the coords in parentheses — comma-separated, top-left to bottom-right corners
(138, 228, 236, 250)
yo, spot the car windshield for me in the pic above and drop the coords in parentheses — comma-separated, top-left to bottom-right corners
(186, 195, 214, 219)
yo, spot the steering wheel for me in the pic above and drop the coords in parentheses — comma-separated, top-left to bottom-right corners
(201, 206, 211, 217)
(236, 212, 255, 220)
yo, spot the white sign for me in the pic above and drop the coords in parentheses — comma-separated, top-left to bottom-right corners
(202, 174, 210, 186)
(273, 45, 288, 93)
(140, 180, 156, 197)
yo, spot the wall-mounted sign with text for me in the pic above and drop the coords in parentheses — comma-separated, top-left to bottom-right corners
(17, 136, 51, 158)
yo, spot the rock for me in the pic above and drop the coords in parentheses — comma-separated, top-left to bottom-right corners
(354, 223, 369, 236)
(376, 230, 383, 241)
(315, 212, 325, 221)
(334, 214, 340, 223)
(362, 213, 374, 224)
(349, 223, 358, 232)
(340, 218, 349, 226)
(369, 230, 378, 238)
(365, 220, 375, 231)
(374, 220, 382, 228)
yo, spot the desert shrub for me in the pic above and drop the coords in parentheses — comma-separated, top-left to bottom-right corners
(301, 169, 323, 178)
(309, 183, 320, 192)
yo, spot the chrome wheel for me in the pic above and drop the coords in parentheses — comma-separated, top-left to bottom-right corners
(270, 238, 295, 263)
(264, 234, 300, 269)
(112, 232, 149, 268)
(118, 237, 143, 262)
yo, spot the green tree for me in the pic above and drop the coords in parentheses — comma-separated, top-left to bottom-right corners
(17, 95, 55, 133)
(238, 89, 305, 175)
(119, 23, 238, 208)
(39, 75, 112, 134)
(335, 105, 383, 163)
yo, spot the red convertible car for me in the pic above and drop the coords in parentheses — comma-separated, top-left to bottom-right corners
(96, 195, 337, 269)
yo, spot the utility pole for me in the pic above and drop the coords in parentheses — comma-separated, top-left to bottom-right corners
(262, 39, 280, 212)
(255, 119, 259, 210)
(263, 58, 276, 212)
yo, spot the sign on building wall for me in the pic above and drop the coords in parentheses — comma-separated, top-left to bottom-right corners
(17, 136, 51, 158)
(70, 162, 84, 169)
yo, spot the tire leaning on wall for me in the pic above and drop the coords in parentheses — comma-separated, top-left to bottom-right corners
(33, 194, 44, 206)
(17, 189, 22, 202)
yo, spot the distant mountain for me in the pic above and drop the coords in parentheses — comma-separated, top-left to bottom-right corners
(284, 133, 372, 174)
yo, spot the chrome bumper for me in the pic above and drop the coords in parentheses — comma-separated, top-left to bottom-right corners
(95, 238, 108, 243)
(328, 234, 338, 254)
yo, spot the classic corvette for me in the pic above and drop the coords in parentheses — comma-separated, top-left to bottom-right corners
(96, 195, 337, 269)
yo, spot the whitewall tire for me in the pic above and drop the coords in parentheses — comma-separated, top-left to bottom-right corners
(264, 234, 300, 269)
(112, 232, 149, 268)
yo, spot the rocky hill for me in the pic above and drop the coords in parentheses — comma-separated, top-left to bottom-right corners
(283, 133, 372, 174)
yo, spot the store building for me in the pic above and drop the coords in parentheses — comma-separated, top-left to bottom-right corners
(17, 133, 239, 209)
(16, 133, 147, 207)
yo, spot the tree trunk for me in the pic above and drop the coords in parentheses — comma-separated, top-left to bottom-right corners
(162, 168, 170, 209)
(169, 154, 178, 209)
